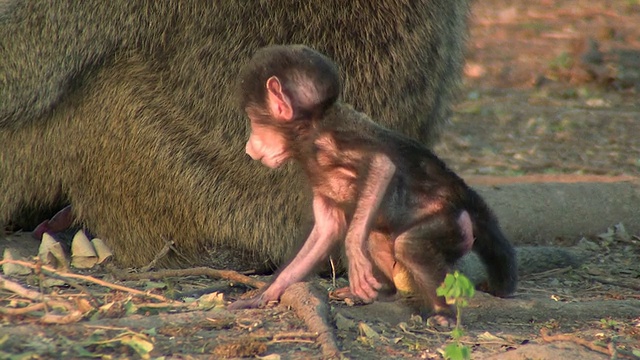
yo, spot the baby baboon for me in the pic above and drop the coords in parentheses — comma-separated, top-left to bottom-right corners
(229, 45, 517, 321)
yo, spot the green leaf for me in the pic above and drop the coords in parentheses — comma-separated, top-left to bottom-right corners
(443, 342, 471, 360)
(124, 300, 138, 315)
(120, 334, 154, 359)
(143, 281, 167, 290)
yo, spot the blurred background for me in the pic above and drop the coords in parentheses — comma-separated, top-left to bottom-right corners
(436, 0, 640, 178)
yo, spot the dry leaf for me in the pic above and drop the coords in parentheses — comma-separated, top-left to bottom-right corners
(198, 292, 226, 309)
(71, 230, 97, 269)
(2, 248, 31, 275)
(358, 322, 380, 339)
(39, 233, 70, 271)
(91, 238, 113, 264)
(477, 331, 504, 342)
(75, 297, 95, 313)
(257, 354, 281, 360)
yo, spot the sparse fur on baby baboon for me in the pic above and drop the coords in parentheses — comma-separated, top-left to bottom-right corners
(0, 1, 470, 267)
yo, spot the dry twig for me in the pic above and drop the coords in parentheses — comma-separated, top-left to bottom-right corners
(580, 274, 640, 292)
(270, 331, 318, 344)
(522, 266, 574, 281)
(139, 239, 192, 272)
(0, 259, 177, 303)
(540, 328, 610, 356)
(0, 257, 190, 324)
(0, 274, 83, 324)
(540, 328, 637, 359)
(113, 266, 266, 289)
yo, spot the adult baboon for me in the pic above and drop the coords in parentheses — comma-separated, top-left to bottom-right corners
(0, 1, 470, 267)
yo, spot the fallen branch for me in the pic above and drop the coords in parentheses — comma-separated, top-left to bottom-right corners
(40, 310, 85, 324)
(270, 331, 318, 344)
(133, 302, 193, 310)
(580, 274, 640, 292)
(280, 282, 341, 359)
(0, 302, 46, 315)
(0, 274, 83, 324)
(113, 267, 266, 290)
(540, 328, 637, 359)
(522, 266, 574, 281)
(5, 260, 340, 357)
(0, 274, 72, 310)
(1, 273, 46, 300)
(0, 259, 178, 303)
(247, 331, 319, 344)
(540, 328, 609, 356)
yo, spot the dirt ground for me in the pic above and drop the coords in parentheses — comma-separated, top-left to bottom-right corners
(2, 0, 640, 359)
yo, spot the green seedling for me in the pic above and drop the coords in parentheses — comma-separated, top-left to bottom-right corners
(437, 271, 476, 360)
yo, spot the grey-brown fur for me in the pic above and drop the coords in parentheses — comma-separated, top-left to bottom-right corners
(0, 1, 470, 267)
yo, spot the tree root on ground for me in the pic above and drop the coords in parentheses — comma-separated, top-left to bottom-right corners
(280, 282, 342, 359)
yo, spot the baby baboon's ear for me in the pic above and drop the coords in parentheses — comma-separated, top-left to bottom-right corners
(266, 76, 293, 122)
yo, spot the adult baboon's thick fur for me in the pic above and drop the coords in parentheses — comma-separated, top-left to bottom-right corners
(0, 1, 470, 267)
